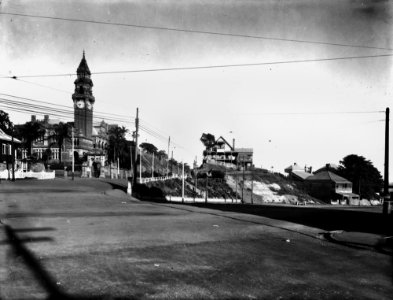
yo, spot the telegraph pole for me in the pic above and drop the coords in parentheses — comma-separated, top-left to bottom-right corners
(171, 150, 173, 175)
(241, 162, 245, 204)
(133, 108, 139, 185)
(166, 136, 170, 176)
(71, 127, 74, 181)
(11, 126, 15, 181)
(152, 152, 155, 178)
(383, 107, 391, 214)
(139, 147, 142, 183)
(251, 175, 254, 204)
(182, 161, 185, 203)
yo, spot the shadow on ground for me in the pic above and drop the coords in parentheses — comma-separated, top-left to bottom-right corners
(104, 181, 167, 202)
(3, 224, 141, 300)
(185, 203, 393, 236)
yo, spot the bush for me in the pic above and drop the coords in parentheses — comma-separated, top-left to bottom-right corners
(31, 163, 45, 172)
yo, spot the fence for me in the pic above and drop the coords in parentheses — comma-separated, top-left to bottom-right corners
(0, 169, 55, 180)
(137, 174, 183, 184)
(166, 196, 242, 204)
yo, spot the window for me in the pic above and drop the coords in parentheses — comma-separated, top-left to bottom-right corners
(2, 144, 6, 155)
(35, 148, 43, 159)
(52, 148, 59, 160)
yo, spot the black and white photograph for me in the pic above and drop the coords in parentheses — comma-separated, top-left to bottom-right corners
(0, 0, 392, 299)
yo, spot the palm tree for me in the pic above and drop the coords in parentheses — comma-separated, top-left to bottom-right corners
(15, 121, 45, 157)
(49, 122, 71, 164)
(108, 126, 128, 166)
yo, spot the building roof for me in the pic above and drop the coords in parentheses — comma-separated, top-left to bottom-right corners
(284, 163, 304, 173)
(291, 170, 312, 180)
(76, 51, 91, 75)
(0, 129, 21, 143)
(234, 148, 253, 153)
(306, 170, 350, 183)
(314, 163, 339, 174)
(215, 136, 233, 150)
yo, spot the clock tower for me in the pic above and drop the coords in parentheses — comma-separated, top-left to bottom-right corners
(72, 51, 95, 139)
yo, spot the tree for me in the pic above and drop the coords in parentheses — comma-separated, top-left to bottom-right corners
(200, 133, 216, 150)
(108, 126, 128, 166)
(140, 142, 158, 154)
(42, 148, 52, 166)
(156, 150, 168, 160)
(336, 154, 383, 199)
(0, 110, 13, 134)
(50, 122, 71, 164)
(15, 121, 45, 157)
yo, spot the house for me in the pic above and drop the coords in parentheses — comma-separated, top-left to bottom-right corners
(202, 136, 253, 170)
(0, 128, 21, 176)
(284, 163, 312, 181)
(305, 166, 359, 203)
(313, 163, 339, 174)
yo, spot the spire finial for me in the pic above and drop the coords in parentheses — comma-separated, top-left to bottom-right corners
(83, 50, 85, 59)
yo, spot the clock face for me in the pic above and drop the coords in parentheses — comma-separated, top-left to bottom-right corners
(76, 100, 85, 109)
(86, 102, 92, 110)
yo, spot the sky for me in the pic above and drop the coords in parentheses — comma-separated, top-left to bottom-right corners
(0, 0, 392, 175)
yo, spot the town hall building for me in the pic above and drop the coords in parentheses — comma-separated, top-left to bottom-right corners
(28, 52, 110, 166)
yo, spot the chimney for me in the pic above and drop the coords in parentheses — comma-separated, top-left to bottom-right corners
(326, 163, 330, 171)
(309, 166, 312, 173)
(44, 115, 49, 123)
(31, 115, 36, 122)
(232, 138, 235, 150)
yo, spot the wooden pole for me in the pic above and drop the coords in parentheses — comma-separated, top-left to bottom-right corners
(182, 161, 185, 203)
(133, 108, 139, 185)
(71, 127, 74, 180)
(383, 107, 391, 214)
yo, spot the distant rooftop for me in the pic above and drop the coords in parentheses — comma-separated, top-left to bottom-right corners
(306, 170, 350, 183)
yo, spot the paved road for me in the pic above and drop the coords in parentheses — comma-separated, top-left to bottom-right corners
(0, 179, 392, 299)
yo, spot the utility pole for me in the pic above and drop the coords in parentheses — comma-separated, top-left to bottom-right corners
(182, 161, 185, 203)
(241, 163, 245, 204)
(152, 152, 155, 178)
(11, 126, 15, 181)
(139, 147, 142, 183)
(166, 136, 170, 176)
(71, 127, 74, 181)
(130, 144, 133, 176)
(383, 107, 391, 214)
(205, 174, 208, 204)
(251, 175, 254, 205)
(235, 174, 238, 203)
(133, 108, 139, 185)
(171, 149, 173, 175)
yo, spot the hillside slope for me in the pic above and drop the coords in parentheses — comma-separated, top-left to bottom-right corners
(225, 171, 323, 205)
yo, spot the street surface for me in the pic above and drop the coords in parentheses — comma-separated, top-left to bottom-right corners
(0, 179, 392, 299)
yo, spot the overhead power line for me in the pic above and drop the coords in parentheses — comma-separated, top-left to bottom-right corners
(2, 53, 393, 79)
(0, 96, 134, 125)
(0, 93, 186, 149)
(12, 78, 72, 94)
(0, 93, 136, 120)
(0, 11, 391, 51)
(241, 111, 384, 115)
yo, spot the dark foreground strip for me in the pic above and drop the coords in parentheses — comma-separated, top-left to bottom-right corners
(3, 224, 139, 300)
(4, 224, 67, 299)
